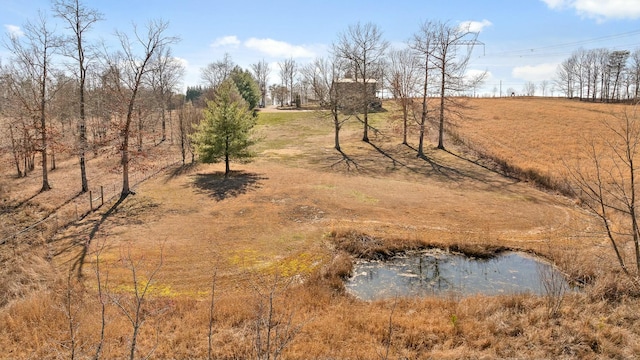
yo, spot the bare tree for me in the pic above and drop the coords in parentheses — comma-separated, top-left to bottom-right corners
(278, 58, 296, 106)
(410, 20, 436, 158)
(53, 0, 103, 193)
(430, 21, 478, 150)
(302, 56, 352, 151)
(177, 100, 199, 165)
(592, 49, 609, 102)
(251, 59, 270, 108)
(201, 53, 234, 90)
(269, 84, 288, 107)
(608, 50, 630, 102)
(104, 20, 178, 199)
(149, 46, 184, 143)
(333, 22, 389, 142)
(386, 48, 420, 145)
(252, 272, 305, 360)
(523, 81, 536, 96)
(630, 48, 640, 100)
(92, 239, 108, 360)
(3, 12, 63, 192)
(555, 55, 577, 99)
(466, 71, 487, 97)
(1, 63, 32, 177)
(567, 108, 640, 278)
(109, 247, 164, 360)
(540, 80, 550, 97)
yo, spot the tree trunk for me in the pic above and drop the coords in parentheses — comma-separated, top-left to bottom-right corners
(402, 98, 408, 145)
(9, 125, 23, 177)
(179, 109, 186, 165)
(362, 83, 369, 143)
(168, 107, 173, 144)
(161, 104, 167, 143)
(333, 110, 341, 151)
(121, 110, 133, 199)
(224, 136, 230, 177)
(437, 65, 446, 150)
(40, 87, 51, 192)
(79, 72, 89, 193)
(417, 58, 429, 158)
(418, 119, 426, 158)
(137, 108, 143, 152)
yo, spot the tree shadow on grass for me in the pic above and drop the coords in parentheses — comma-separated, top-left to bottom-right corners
(443, 149, 519, 181)
(192, 171, 266, 201)
(369, 142, 417, 173)
(330, 149, 363, 173)
(164, 162, 199, 182)
(69, 196, 126, 279)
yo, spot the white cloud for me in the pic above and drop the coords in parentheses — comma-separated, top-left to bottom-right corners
(244, 38, 315, 58)
(512, 63, 558, 81)
(4, 24, 24, 38)
(174, 56, 189, 68)
(210, 35, 240, 48)
(459, 19, 493, 33)
(466, 69, 491, 80)
(541, 0, 566, 8)
(542, 0, 640, 20)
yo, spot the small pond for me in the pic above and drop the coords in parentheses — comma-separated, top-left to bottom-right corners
(345, 249, 571, 301)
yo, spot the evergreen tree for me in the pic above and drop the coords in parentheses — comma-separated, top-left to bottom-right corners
(185, 85, 204, 102)
(230, 66, 261, 110)
(191, 79, 256, 176)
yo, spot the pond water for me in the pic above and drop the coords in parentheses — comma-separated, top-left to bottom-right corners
(345, 249, 570, 301)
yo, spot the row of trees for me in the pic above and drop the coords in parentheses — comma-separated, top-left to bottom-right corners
(555, 47, 640, 102)
(0, 0, 184, 198)
(148, 19, 484, 175)
(297, 20, 482, 153)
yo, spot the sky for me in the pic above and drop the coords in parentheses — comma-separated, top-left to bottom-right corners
(2, 0, 640, 96)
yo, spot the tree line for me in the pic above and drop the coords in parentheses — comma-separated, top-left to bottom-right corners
(555, 47, 640, 102)
(1, 0, 485, 200)
(0, 0, 183, 200)
(298, 21, 483, 154)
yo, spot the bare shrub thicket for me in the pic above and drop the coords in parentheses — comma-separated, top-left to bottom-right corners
(567, 107, 640, 285)
(251, 272, 306, 360)
(108, 246, 165, 360)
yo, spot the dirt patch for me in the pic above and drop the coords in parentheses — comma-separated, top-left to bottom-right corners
(281, 204, 326, 223)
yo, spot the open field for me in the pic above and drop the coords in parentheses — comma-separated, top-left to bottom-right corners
(1, 99, 640, 358)
(456, 97, 637, 192)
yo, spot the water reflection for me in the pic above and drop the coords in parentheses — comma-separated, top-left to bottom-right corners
(345, 249, 569, 301)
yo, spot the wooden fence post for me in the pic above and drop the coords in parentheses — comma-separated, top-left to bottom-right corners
(89, 191, 93, 212)
(100, 186, 104, 207)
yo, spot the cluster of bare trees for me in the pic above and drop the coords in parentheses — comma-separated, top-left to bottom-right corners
(555, 47, 640, 102)
(300, 20, 482, 153)
(0, 0, 184, 199)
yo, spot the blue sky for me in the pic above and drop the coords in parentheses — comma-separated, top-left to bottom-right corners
(2, 0, 640, 95)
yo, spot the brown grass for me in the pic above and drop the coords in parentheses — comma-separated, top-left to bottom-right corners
(1, 99, 640, 358)
(455, 97, 634, 192)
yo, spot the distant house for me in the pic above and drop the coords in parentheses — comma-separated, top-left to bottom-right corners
(332, 77, 381, 112)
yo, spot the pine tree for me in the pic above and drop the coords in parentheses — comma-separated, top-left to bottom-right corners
(191, 79, 256, 176)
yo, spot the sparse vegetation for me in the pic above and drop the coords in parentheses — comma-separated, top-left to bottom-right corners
(3, 98, 640, 358)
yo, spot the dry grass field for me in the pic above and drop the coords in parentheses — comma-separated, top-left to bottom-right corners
(1, 99, 640, 359)
(455, 97, 637, 192)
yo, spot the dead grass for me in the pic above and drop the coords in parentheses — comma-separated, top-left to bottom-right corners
(456, 97, 634, 192)
(2, 99, 640, 358)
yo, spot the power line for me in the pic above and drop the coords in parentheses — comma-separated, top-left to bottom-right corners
(484, 29, 640, 58)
